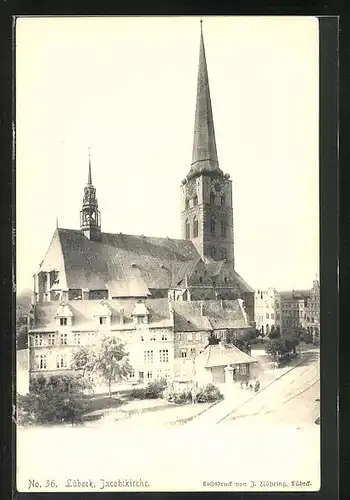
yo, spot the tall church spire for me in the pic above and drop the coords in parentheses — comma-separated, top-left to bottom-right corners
(187, 21, 223, 181)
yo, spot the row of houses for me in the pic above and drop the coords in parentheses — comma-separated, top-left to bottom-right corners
(254, 280, 320, 342)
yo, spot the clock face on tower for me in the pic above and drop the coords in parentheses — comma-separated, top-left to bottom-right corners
(211, 178, 224, 196)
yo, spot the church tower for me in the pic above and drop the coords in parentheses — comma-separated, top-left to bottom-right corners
(80, 152, 101, 241)
(181, 22, 234, 264)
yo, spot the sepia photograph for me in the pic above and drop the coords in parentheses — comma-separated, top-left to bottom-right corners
(15, 16, 320, 492)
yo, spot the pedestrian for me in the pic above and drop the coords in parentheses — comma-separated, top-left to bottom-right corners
(249, 384, 253, 391)
(254, 381, 260, 392)
(245, 380, 249, 388)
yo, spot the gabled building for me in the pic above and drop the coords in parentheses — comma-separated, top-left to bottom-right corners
(27, 23, 255, 384)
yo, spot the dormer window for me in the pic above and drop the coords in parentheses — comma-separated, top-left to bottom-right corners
(99, 316, 107, 325)
(132, 301, 149, 325)
(60, 317, 67, 326)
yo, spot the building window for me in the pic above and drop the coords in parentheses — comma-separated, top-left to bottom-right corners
(136, 315, 147, 324)
(60, 333, 68, 345)
(221, 249, 227, 260)
(164, 369, 170, 379)
(240, 364, 248, 375)
(56, 354, 67, 369)
(193, 216, 199, 238)
(144, 350, 154, 364)
(221, 220, 226, 237)
(271, 313, 274, 320)
(161, 332, 168, 341)
(99, 316, 107, 325)
(147, 370, 153, 380)
(193, 195, 198, 206)
(48, 334, 55, 346)
(185, 199, 190, 209)
(185, 219, 190, 239)
(88, 332, 96, 345)
(266, 313, 269, 319)
(196, 332, 201, 341)
(60, 317, 67, 326)
(34, 334, 43, 346)
(190, 347, 196, 356)
(37, 354, 47, 370)
(129, 371, 135, 379)
(156, 369, 162, 379)
(180, 348, 187, 358)
(73, 332, 81, 345)
(220, 195, 225, 206)
(210, 214, 216, 234)
(160, 349, 169, 363)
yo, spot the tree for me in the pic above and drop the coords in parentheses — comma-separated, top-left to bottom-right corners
(226, 334, 251, 354)
(265, 339, 284, 360)
(71, 346, 97, 379)
(207, 333, 220, 346)
(16, 289, 32, 350)
(268, 325, 281, 339)
(94, 336, 133, 397)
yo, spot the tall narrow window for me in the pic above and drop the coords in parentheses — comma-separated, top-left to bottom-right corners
(221, 248, 227, 260)
(220, 195, 225, 206)
(210, 214, 216, 234)
(210, 193, 215, 205)
(221, 220, 227, 237)
(185, 219, 190, 239)
(193, 216, 199, 238)
(185, 199, 190, 209)
(193, 195, 198, 206)
(210, 246, 217, 259)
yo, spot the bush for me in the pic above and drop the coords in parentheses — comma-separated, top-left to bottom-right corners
(163, 388, 192, 404)
(129, 378, 167, 400)
(17, 374, 92, 426)
(195, 383, 223, 403)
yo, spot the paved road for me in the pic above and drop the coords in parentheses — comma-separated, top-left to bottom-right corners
(220, 350, 320, 427)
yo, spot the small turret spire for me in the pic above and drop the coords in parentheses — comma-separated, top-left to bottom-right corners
(88, 146, 92, 185)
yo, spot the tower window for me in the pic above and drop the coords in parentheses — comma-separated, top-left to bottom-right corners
(221, 220, 227, 237)
(210, 193, 215, 205)
(220, 195, 225, 206)
(193, 195, 198, 206)
(199, 276, 203, 283)
(60, 317, 67, 326)
(221, 248, 227, 260)
(185, 219, 191, 239)
(210, 214, 216, 234)
(210, 247, 217, 259)
(193, 216, 199, 238)
(185, 199, 190, 209)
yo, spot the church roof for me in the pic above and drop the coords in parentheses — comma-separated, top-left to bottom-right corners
(38, 228, 253, 298)
(187, 22, 223, 181)
(53, 228, 199, 293)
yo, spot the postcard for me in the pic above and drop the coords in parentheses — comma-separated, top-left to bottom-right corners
(16, 15, 321, 493)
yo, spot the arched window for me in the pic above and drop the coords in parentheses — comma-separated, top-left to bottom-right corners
(210, 214, 216, 234)
(185, 199, 190, 209)
(193, 195, 198, 206)
(220, 195, 225, 206)
(221, 248, 227, 260)
(199, 276, 203, 284)
(185, 219, 190, 239)
(210, 193, 215, 205)
(210, 246, 217, 259)
(193, 216, 199, 238)
(221, 220, 227, 237)
(224, 277, 227, 284)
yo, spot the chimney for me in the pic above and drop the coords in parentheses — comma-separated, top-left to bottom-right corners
(119, 308, 124, 324)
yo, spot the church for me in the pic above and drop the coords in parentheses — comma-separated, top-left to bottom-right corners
(27, 24, 255, 384)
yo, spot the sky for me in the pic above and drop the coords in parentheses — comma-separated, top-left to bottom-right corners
(16, 16, 319, 293)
